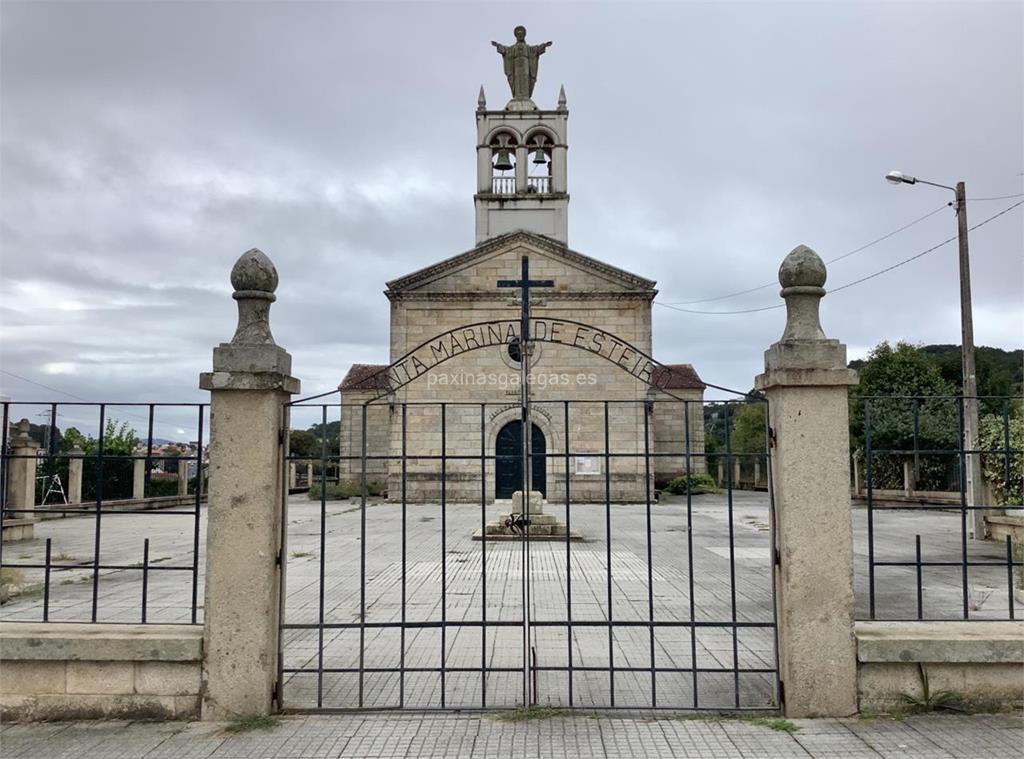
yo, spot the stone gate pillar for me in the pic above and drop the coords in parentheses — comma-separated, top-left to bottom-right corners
(6, 419, 40, 514)
(754, 245, 858, 718)
(67, 445, 84, 504)
(199, 248, 299, 720)
(176, 459, 189, 496)
(132, 456, 146, 501)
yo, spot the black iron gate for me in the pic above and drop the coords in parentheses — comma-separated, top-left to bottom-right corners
(278, 392, 779, 712)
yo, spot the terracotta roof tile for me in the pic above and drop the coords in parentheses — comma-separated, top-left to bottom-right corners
(339, 364, 391, 391)
(658, 363, 705, 390)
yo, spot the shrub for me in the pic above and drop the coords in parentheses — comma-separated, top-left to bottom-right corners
(145, 478, 180, 498)
(979, 403, 1023, 506)
(664, 473, 716, 495)
(308, 480, 386, 500)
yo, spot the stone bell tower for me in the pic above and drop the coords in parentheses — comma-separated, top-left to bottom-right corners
(475, 26, 568, 245)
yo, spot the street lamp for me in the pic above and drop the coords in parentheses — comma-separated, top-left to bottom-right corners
(885, 171, 986, 539)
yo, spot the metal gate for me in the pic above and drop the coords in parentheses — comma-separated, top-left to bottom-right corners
(278, 391, 779, 712)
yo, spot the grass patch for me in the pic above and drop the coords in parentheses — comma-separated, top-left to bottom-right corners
(59, 575, 92, 586)
(223, 714, 283, 734)
(747, 717, 800, 733)
(490, 706, 571, 722)
(673, 713, 725, 723)
(0, 568, 25, 587)
(899, 663, 967, 714)
(54, 553, 78, 562)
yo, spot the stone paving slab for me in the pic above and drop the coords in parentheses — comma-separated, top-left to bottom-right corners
(0, 713, 1020, 758)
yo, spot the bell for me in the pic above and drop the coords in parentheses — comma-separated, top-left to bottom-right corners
(493, 149, 514, 171)
(532, 149, 547, 165)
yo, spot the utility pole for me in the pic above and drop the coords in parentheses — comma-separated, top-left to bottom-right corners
(955, 182, 986, 539)
(885, 171, 987, 539)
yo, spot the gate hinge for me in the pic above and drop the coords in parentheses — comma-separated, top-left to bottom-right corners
(768, 426, 776, 448)
(275, 550, 282, 567)
(773, 548, 781, 567)
(278, 430, 286, 446)
(778, 680, 785, 705)
(271, 681, 279, 704)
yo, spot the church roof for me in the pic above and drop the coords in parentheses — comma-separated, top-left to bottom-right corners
(659, 363, 705, 390)
(385, 230, 656, 294)
(339, 364, 392, 391)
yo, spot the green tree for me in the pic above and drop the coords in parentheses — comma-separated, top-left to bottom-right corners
(850, 342, 958, 449)
(60, 420, 138, 456)
(849, 342, 960, 491)
(57, 419, 140, 500)
(730, 402, 767, 453)
(288, 429, 321, 458)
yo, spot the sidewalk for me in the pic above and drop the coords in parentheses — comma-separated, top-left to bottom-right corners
(1, 711, 1021, 758)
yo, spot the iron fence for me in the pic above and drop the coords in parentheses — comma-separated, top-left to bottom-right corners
(0, 401, 208, 625)
(853, 395, 1023, 621)
(279, 395, 779, 712)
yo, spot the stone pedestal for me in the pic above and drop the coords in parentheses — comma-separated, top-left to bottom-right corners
(132, 458, 146, 501)
(198, 248, 300, 720)
(473, 490, 581, 541)
(3, 420, 39, 541)
(67, 446, 84, 505)
(754, 245, 859, 718)
(176, 459, 189, 497)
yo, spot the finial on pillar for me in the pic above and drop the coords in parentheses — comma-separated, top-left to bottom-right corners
(10, 419, 36, 448)
(202, 247, 297, 385)
(558, 84, 567, 110)
(778, 244, 827, 341)
(478, 85, 487, 111)
(229, 248, 278, 346)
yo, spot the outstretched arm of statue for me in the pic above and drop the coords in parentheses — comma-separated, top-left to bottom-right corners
(536, 41, 553, 54)
(491, 41, 506, 52)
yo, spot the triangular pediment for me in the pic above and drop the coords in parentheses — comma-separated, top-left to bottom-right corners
(385, 231, 656, 296)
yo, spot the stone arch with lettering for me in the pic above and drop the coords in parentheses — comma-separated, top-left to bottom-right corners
(358, 317, 700, 402)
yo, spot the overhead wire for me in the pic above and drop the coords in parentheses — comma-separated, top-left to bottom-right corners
(653, 199, 1024, 315)
(660, 204, 949, 306)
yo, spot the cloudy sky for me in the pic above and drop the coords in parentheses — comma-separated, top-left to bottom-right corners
(1, 1, 1021, 437)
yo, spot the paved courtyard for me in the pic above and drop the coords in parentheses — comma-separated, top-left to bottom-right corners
(1, 492, 1016, 712)
(1, 712, 1021, 759)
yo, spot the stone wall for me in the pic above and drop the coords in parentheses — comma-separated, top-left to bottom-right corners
(651, 388, 707, 485)
(337, 389, 391, 485)
(856, 621, 1024, 712)
(0, 623, 203, 720)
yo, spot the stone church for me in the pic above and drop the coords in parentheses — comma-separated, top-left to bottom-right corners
(338, 32, 705, 503)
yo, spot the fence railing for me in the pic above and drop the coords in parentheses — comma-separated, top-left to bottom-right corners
(491, 176, 515, 194)
(1, 401, 208, 625)
(526, 176, 551, 193)
(281, 396, 778, 711)
(852, 395, 1023, 621)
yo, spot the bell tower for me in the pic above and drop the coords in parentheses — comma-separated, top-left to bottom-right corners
(475, 27, 568, 245)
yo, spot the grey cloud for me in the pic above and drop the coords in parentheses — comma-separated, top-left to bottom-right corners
(2, 1, 1021, 409)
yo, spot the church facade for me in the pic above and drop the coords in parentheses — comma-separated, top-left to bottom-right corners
(338, 49, 705, 504)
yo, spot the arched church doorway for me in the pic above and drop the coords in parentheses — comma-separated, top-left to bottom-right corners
(495, 420, 546, 499)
